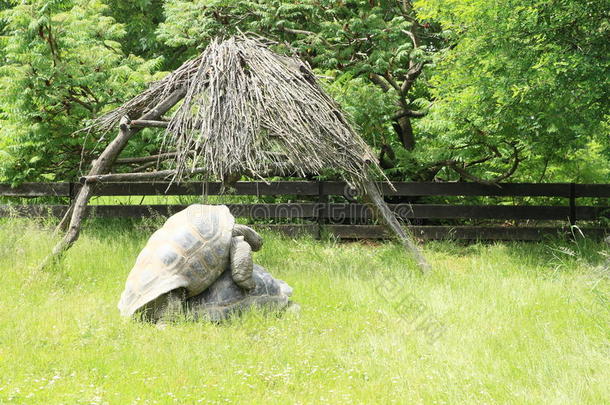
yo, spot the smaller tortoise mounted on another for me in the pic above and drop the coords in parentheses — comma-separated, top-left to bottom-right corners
(118, 205, 263, 321)
(187, 263, 295, 321)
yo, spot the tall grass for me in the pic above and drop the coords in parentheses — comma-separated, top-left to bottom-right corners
(0, 218, 608, 404)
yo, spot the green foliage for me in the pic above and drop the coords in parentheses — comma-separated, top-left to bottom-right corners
(158, 0, 438, 74)
(103, 0, 165, 58)
(0, 0, 161, 183)
(0, 0, 607, 184)
(102, 0, 187, 71)
(321, 72, 396, 148)
(319, 71, 419, 177)
(414, 0, 610, 182)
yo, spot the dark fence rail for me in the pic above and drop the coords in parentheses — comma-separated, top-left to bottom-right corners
(3, 181, 610, 197)
(1, 181, 608, 241)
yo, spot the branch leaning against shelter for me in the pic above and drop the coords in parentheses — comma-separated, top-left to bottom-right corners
(43, 36, 430, 273)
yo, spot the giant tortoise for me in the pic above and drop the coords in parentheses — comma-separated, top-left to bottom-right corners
(118, 204, 263, 320)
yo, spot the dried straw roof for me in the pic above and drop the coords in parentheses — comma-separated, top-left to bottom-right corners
(88, 36, 382, 185)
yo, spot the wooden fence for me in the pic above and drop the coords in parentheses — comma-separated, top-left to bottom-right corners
(1, 181, 609, 241)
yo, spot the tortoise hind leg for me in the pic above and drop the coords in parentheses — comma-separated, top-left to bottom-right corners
(230, 236, 256, 291)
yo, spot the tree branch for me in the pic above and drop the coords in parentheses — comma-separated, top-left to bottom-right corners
(280, 26, 315, 36)
(129, 119, 169, 128)
(417, 143, 522, 184)
(446, 143, 521, 185)
(114, 152, 180, 165)
(279, 26, 333, 47)
(369, 73, 391, 92)
(464, 155, 494, 167)
(66, 94, 94, 112)
(401, 61, 426, 94)
(393, 109, 426, 119)
(133, 161, 159, 173)
(401, 28, 420, 49)
(383, 72, 401, 92)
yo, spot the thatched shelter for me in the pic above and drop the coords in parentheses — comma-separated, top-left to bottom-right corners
(46, 36, 429, 272)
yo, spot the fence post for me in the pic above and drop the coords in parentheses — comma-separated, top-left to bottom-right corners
(569, 182, 576, 226)
(68, 181, 75, 205)
(317, 181, 328, 239)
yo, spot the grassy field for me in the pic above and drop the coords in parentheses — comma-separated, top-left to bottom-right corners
(0, 218, 608, 404)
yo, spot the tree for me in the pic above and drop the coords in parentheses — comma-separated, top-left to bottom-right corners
(0, 0, 161, 183)
(0, 0, 12, 141)
(102, 0, 186, 70)
(413, 0, 610, 183)
(1, 0, 606, 184)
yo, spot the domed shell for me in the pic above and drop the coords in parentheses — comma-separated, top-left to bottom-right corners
(118, 204, 235, 317)
(186, 264, 293, 321)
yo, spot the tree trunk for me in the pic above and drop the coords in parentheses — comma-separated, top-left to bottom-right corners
(379, 143, 396, 171)
(393, 115, 416, 151)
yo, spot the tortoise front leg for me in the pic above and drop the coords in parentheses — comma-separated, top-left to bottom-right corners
(229, 236, 256, 290)
(232, 224, 263, 251)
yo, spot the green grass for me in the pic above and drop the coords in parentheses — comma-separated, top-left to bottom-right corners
(0, 218, 608, 404)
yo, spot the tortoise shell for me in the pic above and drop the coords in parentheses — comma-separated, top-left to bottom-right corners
(118, 204, 235, 317)
(186, 264, 293, 321)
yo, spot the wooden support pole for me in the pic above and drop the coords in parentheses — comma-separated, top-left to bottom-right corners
(133, 161, 159, 173)
(43, 88, 187, 268)
(56, 89, 186, 232)
(361, 178, 431, 274)
(129, 119, 170, 128)
(114, 152, 179, 165)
